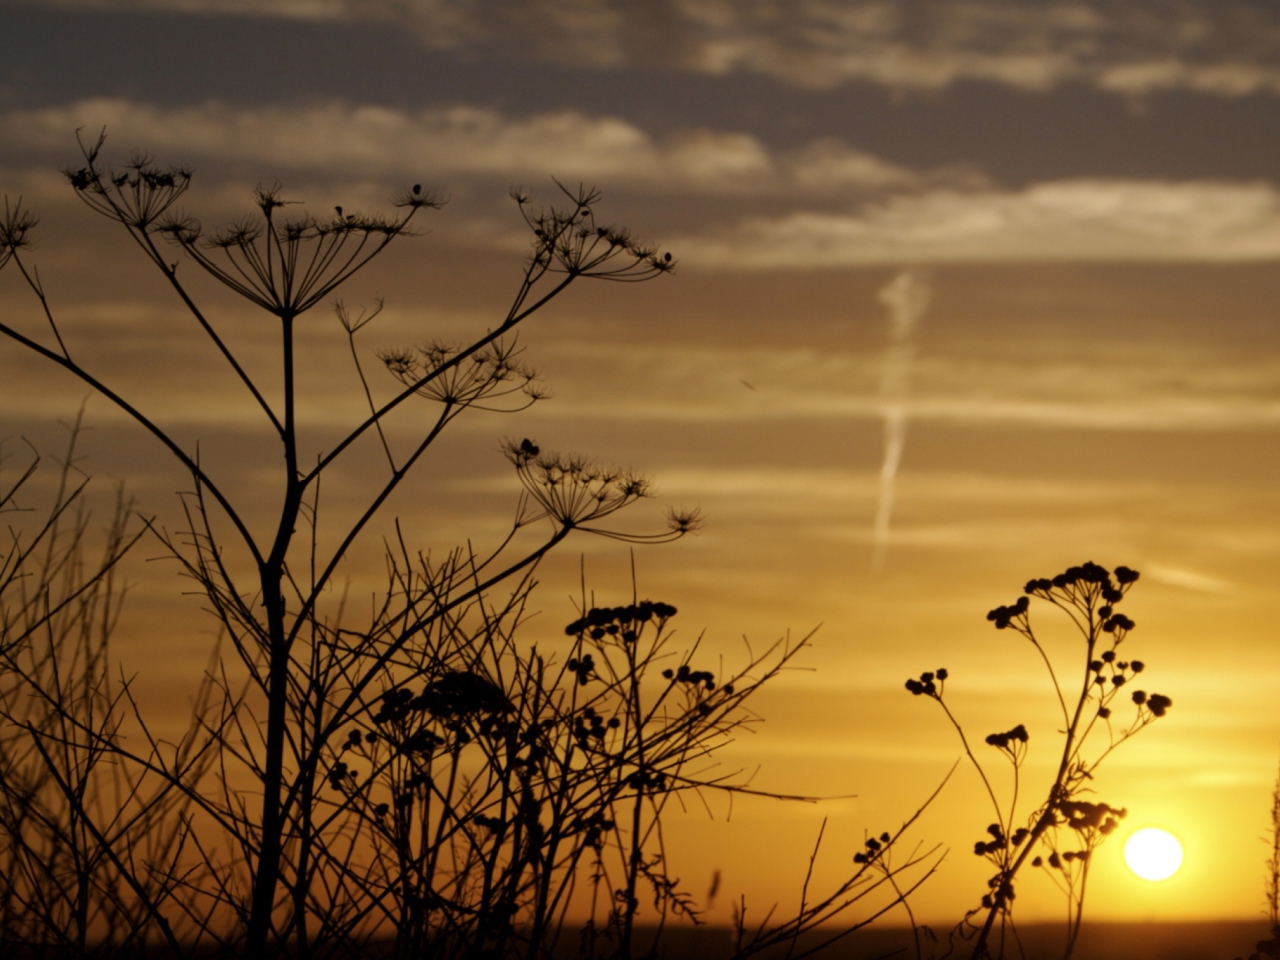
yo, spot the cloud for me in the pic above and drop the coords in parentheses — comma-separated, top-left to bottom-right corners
(546, 390, 1280, 431)
(0, 98, 924, 195)
(536, 340, 1280, 431)
(25, 100, 1278, 268)
(1143, 564, 1234, 594)
(14, 100, 1271, 267)
(676, 179, 1280, 266)
(1098, 60, 1280, 97)
(782, 139, 932, 191)
(12, 310, 1280, 436)
(38, 0, 349, 19)
(31, 0, 1280, 97)
(646, 467, 1154, 508)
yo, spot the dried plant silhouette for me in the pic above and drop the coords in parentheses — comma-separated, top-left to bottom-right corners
(906, 562, 1172, 960)
(0, 417, 211, 958)
(1270, 771, 1280, 934)
(0, 135, 943, 959)
(1231, 764, 1280, 960)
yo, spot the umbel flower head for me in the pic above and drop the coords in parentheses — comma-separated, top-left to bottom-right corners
(1058, 799, 1127, 835)
(513, 181, 675, 282)
(0, 196, 38, 272)
(987, 561, 1142, 641)
(504, 438, 700, 541)
(904, 668, 947, 697)
(985, 724, 1029, 751)
(853, 831, 893, 865)
(1020, 561, 1138, 612)
(563, 601, 678, 640)
(65, 134, 442, 318)
(157, 182, 439, 317)
(380, 337, 542, 411)
(65, 136, 191, 230)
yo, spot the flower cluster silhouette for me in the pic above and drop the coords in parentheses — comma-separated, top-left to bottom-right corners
(906, 561, 1170, 959)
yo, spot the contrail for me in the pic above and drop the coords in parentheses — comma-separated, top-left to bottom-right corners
(872, 270, 930, 573)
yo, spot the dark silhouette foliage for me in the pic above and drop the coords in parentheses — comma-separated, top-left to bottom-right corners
(907, 562, 1171, 960)
(0, 135, 940, 959)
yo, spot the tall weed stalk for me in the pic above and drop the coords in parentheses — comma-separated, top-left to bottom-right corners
(906, 561, 1172, 960)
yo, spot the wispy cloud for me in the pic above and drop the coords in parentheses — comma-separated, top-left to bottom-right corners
(536, 341, 1280, 431)
(677, 180, 1280, 266)
(37, 0, 349, 19)
(648, 467, 1160, 507)
(15, 321, 1280, 435)
(16, 101, 1278, 267)
(871, 270, 930, 572)
(32, 0, 1280, 97)
(1098, 59, 1280, 97)
(0, 98, 928, 196)
(1143, 564, 1234, 595)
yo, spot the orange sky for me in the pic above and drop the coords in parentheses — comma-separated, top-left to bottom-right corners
(3, 0, 1280, 929)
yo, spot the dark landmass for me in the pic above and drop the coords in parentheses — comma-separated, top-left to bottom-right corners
(6, 921, 1267, 959)
(634, 921, 1273, 960)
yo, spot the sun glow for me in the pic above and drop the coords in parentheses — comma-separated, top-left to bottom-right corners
(1123, 828, 1184, 882)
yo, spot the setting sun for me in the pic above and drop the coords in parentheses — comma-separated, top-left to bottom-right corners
(1124, 828, 1185, 882)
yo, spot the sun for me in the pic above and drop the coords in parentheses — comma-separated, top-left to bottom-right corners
(1123, 827, 1184, 881)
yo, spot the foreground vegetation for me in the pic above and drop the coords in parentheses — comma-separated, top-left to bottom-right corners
(0, 139, 947, 959)
(0, 139, 1193, 960)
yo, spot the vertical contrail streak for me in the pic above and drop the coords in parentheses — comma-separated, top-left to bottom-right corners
(872, 270, 930, 573)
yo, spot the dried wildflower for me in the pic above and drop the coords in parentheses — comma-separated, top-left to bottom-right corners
(564, 601, 677, 637)
(516, 182, 675, 283)
(0, 129, 723, 960)
(853, 831, 894, 865)
(913, 562, 1165, 957)
(65, 139, 192, 231)
(0, 197, 37, 270)
(149, 171, 438, 316)
(381, 338, 542, 411)
(986, 594, 1029, 629)
(507, 444, 649, 528)
(985, 724, 1029, 753)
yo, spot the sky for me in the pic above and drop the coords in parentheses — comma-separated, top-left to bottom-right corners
(2, 0, 1280, 929)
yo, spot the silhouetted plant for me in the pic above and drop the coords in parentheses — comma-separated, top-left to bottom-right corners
(327, 590, 790, 960)
(1270, 766, 1280, 934)
(0, 417, 222, 957)
(907, 561, 1172, 960)
(727, 789, 947, 960)
(1231, 762, 1280, 960)
(0, 132, 690, 958)
(0, 134, 940, 959)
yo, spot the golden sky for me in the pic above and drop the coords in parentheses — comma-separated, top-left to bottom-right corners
(3, 0, 1280, 928)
